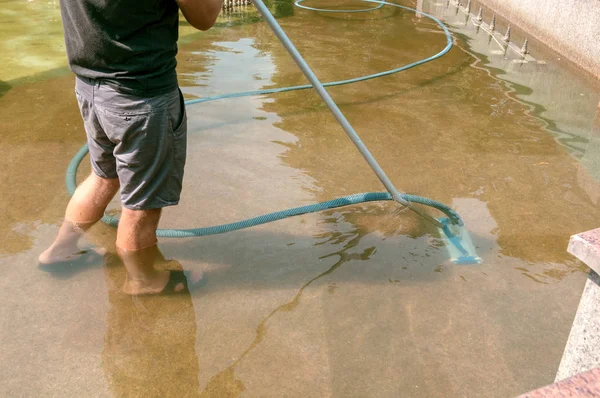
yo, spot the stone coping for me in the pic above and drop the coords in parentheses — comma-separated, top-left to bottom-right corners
(568, 228, 600, 274)
(518, 368, 600, 397)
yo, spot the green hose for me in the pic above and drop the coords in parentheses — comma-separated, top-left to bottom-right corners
(66, 144, 462, 237)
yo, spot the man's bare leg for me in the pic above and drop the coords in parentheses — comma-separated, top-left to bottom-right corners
(39, 173, 119, 264)
(117, 208, 187, 295)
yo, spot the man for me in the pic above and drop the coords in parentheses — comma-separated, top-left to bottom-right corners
(38, 0, 223, 295)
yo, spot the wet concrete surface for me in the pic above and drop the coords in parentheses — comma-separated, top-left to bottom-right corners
(2, 0, 600, 396)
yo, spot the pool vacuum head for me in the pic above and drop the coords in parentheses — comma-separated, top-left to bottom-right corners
(438, 218, 482, 265)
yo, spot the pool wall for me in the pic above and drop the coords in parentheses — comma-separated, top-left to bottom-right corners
(478, 0, 600, 79)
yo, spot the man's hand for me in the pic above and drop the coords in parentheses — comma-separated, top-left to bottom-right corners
(177, 0, 224, 31)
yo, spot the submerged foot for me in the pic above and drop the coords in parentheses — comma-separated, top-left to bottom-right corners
(38, 245, 106, 274)
(39, 244, 105, 264)
(122, 269, 204, 296)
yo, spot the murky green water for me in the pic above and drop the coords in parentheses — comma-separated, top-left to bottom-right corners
(2, 0, 600, 396)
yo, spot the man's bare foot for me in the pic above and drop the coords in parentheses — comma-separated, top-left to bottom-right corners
(38, 219, 103, 272)
(38, 243, 105, 266)
(122, 269, 204, 296)
(38, 243, 106, 277)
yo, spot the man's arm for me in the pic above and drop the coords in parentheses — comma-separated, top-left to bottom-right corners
(177, 0, 224, 31)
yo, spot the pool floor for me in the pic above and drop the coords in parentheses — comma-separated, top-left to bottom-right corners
(1, 0, 600, 396)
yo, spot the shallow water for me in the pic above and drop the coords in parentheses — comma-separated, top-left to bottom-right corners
(1, 0, 600, 396)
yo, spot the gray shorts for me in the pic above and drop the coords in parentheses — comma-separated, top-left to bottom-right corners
(75, 77, 187, 210)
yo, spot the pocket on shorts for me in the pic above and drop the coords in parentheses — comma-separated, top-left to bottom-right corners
(171, 89, 187, 165)
(163, 89, 187, 203)
(74, 88, 90, 121)
(168, 89, 187, 135)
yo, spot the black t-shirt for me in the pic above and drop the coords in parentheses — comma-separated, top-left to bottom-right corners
(60, 0, 180, 96)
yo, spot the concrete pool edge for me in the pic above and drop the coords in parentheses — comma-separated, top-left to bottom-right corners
(554, 229, 600, 382)
(518, 367, 600, 397)
(568, 229, 600, 276)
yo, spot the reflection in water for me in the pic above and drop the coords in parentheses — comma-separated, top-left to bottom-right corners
(272, 0, 295, 18)
(102, 254, 201, 397)
(259, 3, 600, 273)
(198, 213, 376, 396)
(0, 79, 10, 99)
(453, 39, 591, 160)
(33, 220, 203, 396)
(0, 0, 64, 82)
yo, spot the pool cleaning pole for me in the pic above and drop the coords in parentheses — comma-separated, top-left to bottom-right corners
(250, 0, 443, 228)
